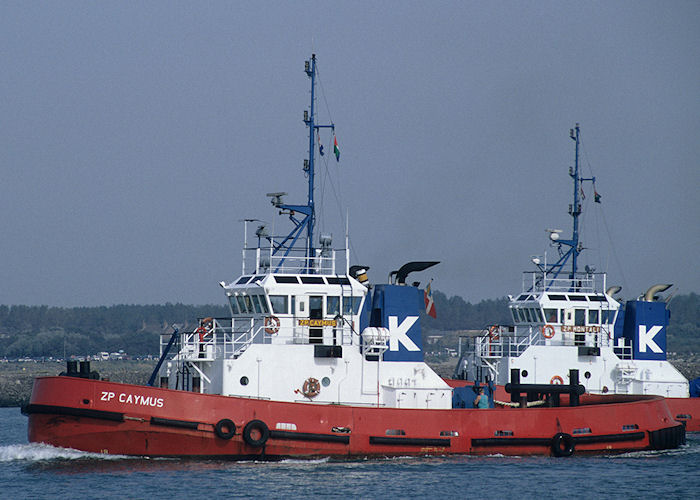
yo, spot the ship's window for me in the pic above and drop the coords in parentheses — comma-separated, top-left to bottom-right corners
(251, 295, 263, 314)
(511, 309, 519, 323)
(228, 296, 240, 314)
(517, 309, 526, 322)
(544, 308, 558, 323)
(385, 429, 406, 436)
(269, 295, 289, 314)
(524, 308, 532, 322)
(274, 275, 299, 284)
(548, 294, 567, 301)
(590, 295, 608, 302)
(327, 296, 340, 316)
(327, 276, 351, 285)
(532, 308, 543, 322)
(236, 276, 252, 285)
(601, 310, 611, 324)
(575, 309, 586, 326)
(253, 275, 264, 282)
(291, 295, 296, 314)
(343, 297, 362, 315)
(588, 310, 599, 324)
(569, 295, 588, 301)
(517, 294, 528, 300)
(244, 295, 253, 313)
(236, 295, 248, 314)
(259, 296, 270, 314)
(300, 276, 325, 284)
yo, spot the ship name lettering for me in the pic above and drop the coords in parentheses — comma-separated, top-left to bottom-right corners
(116, 392, 165, 408)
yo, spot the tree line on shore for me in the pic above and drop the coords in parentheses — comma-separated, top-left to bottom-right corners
(0, 292, 698, 359)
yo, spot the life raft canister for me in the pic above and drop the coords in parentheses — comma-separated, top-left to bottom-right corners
(264, 316, 280, 334)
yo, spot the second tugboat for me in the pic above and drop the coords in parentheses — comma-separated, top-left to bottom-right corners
(25, 57, 685, 458)
(453, 124, 700, 431)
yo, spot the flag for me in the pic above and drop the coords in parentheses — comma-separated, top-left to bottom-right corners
(424, 280, 436, 319)
(333, 136, 340, 162)
(594, 190, 601, 203)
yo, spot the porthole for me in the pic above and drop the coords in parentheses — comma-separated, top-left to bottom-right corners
(240, 376, 249, 386)
(521, 370, 528, 378)
(584, 371, 591, 379)
(321, 376, 331, 387)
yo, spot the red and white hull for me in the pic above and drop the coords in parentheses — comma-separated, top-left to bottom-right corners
(25, 376, 685, 458)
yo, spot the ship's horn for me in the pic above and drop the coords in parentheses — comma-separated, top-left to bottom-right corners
(643, 284, 672, 302)
(606, 285, 622, 296)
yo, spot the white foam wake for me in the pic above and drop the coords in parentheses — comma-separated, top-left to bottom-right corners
(0, 443, 127, 462)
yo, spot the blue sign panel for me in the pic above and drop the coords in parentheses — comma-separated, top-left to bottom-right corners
(370, 284, 424, 362)
(622, 300, 669, 361)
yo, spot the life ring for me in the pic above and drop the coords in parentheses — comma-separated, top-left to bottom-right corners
(264, 316, 280, 334)
(196, 326, 210, 342)
(488, 325, 500, 341)
(551, 432, 575, 457)
(302, 377, 321, 398)
(542, 324, 556, 339)
(214, 418, 236, 439)
(242, 419, 270, 447)
(550, 375, 564, 385)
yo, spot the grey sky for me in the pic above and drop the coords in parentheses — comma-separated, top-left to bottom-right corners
(1, 1, 698, 307)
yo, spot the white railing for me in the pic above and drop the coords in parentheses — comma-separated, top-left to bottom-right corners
(522, 271, 607, 294)
(242, 245, 350, 275)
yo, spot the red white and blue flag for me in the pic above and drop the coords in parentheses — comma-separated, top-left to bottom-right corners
(424, 280, 436, 319)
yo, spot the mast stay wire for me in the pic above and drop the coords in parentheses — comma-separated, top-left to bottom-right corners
(579, 136, 629, 295)
(314, 65, 362, 267)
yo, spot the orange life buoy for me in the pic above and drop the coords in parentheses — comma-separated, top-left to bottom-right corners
(264, 315, 280, 334)
(550, 375, 564, 385)
(542, 324, 556, 339)
(196, 326, 210, 342)
(302, 377, 321, 398)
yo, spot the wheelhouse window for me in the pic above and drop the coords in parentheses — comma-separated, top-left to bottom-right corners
(251, 295, 263, 314)
(269, 295, 289, 314)
(588, 310, 599, 325)
(544, 308, 558, 323)
(575, 309, 586, 326)
(343, 296, 362, 315)
(236, 295, 248, 314)
(228, 296, 240, 314)
(327, 296, 340, 316)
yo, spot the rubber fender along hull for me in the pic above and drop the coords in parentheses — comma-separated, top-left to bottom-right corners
(25, 376, 685, 458)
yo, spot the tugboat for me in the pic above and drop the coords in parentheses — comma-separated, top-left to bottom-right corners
(24, 57, 685, 458)
(453, 124, 700, 431)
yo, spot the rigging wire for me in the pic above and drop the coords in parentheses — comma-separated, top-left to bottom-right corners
(313, 63, 362, 266)
(579, 136, 629, 294)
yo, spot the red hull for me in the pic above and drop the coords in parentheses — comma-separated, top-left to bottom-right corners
(25, 376, 685, 458)
(444, 379, 700, 432)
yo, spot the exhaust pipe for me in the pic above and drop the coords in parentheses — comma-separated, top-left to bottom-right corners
(606, 285, 622, 296)
(644, 284, 672, 302)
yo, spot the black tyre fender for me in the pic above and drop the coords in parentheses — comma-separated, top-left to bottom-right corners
(551, 432, 575, 457)
(214, 418, 236, 439)
(242, 419, 270, 447)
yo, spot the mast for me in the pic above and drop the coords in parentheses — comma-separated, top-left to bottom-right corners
(540, 124, 596, 287)
(268, 55, 334, 273)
